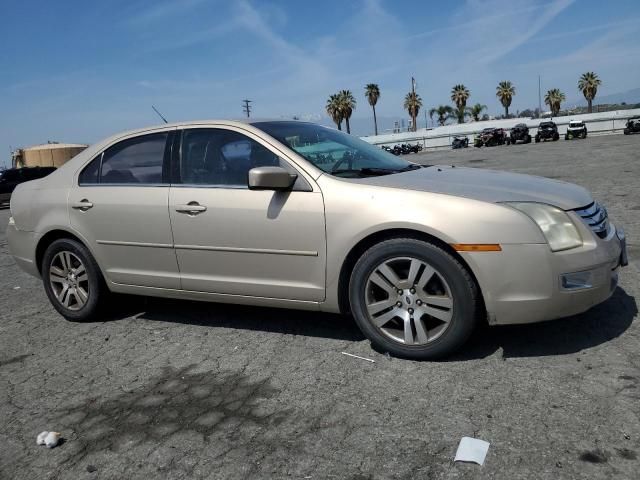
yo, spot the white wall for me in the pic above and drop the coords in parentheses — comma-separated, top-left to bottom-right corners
(361, 108, 640, 149)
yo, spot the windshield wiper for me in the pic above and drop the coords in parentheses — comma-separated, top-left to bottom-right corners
(332, 164, 421, 177)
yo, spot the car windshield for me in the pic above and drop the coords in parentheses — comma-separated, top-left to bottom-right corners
(252, 121, 415, 177)
(540, 122, 554, 128)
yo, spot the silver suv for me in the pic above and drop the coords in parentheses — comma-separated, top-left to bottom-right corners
(7, 121, 627, 359)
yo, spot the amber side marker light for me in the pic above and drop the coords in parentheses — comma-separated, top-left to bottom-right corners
(451, 244, 502, 252)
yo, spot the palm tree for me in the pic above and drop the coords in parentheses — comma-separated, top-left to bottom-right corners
(544, 88, 566, 117)
(429, 105, 454, 126)
(326, 94, 343, 130)
(404, 91, 422, 132)
(496, 81, 516, 117)
(451, 84, 470, 124)
(466, 103, 487, 122)
(338, 90, 356, 134)
(365, 84, 380, 136)
(578, 72, 601, 113)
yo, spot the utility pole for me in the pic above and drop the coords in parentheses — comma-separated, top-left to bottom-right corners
(242, 99, 252, 118)
(538, 76, 542, 118)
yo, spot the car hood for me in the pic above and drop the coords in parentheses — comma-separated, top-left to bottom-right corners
(354, 165, 592, 210)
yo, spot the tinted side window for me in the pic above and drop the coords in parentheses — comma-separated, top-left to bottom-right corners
(79, 154, 101, 185)
(180, 129, 280, 186)
(100, 133, 168, 184)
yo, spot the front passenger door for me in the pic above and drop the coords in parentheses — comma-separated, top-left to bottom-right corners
(169, 127, 326, 301)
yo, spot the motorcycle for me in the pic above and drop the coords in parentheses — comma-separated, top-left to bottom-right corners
(451, 136, 469, 149)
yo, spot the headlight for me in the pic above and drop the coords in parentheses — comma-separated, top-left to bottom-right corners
(506, 202, 582, 252)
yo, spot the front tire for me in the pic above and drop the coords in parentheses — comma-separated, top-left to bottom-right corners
(42, 238, 107, 322)
(348, 238, 479, 360)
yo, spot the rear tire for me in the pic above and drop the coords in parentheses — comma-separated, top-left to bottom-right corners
(535, 135, 540, 143)
(42, 239, 107, 322)
(348, 238, 479, 360)
(624, 128, 629, 135)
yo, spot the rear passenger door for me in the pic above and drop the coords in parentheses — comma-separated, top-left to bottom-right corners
(69, 130, 181, 289)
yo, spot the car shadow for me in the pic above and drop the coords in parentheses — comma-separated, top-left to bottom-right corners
(449, 286, 637, 361)
(98, 287, 636, 360)
(101, 294, 366, 342)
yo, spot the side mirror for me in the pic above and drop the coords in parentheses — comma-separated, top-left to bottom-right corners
(248, 166, 297, 191)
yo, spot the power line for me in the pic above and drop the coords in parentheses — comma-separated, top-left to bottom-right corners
(242, 99, 252, 118)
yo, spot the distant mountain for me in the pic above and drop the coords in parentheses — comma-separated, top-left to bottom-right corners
(567, 88, 640, 107)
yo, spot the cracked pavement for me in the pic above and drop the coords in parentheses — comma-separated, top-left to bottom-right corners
(0, 134, 639, 479)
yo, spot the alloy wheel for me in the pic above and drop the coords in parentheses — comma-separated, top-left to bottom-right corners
(49, 251, 89, 311)
(364, 256, 454, 345)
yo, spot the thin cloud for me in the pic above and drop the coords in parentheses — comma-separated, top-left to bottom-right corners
(123, 0, 209, 27)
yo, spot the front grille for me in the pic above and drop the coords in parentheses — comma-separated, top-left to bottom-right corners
(574, 202, 609, 239)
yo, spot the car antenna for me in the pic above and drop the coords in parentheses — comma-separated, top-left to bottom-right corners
(152, 105, 169, 124)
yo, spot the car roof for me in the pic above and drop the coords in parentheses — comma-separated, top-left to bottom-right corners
(101, 119, 312, 140)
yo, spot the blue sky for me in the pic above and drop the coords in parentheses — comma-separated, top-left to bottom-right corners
(2, 0, 640, 167)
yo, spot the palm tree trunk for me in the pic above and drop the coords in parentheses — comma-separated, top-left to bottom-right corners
(505, 106, 509, 117)
(345, 117, 351, 134)
(337, 120, 342, 131)
(412, 114, 417, 131)
(587, 99, 592, 114)
(372, 105, 378, 136)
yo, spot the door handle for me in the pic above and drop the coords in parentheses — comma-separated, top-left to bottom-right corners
(72, 199, 94, 211)
(175, 202, 207, 216)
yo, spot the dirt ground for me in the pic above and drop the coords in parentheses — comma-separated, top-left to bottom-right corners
(1, 133, 639, 479)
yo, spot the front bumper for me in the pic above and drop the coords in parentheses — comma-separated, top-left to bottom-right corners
(461, 220, 626, 325)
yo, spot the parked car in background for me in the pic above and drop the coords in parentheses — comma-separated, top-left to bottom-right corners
(452, 136, 469, 149)
(0, 167, 56, 206)
(7, 120, 627, 360)
(623, 116, 640, 135)
(565, 120, 587, 140)
(535, 121, 560, 142)
(475, 128, 509, 147)
(510, 123, 532, 144)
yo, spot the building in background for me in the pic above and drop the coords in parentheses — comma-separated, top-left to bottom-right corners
(11, 142, 87, 168)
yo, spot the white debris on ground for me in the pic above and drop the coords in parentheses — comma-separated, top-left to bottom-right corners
(36, 431, 62, 448)
(454, 437, 490, 465)
(36, 431, 48, 445)
(341, 352, 375, 363)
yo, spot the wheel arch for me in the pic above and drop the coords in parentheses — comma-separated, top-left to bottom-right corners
(336, 228, 486, 318)
(35, 229, 91, 275)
